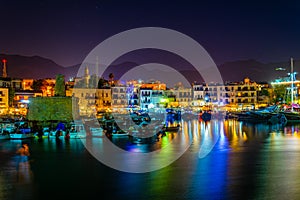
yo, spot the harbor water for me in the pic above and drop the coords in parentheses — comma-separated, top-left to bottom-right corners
(1, 119, 300, 200)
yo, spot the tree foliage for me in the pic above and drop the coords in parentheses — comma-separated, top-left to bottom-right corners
(54, 74, 66, 96)
(31, 79, 48, 91)
(273, 84, 288, 103)
(9, 88, 15, 107)
(98, 77, 109, 88)
(109, 73, 114, 80)
(258, 88, 270, 97)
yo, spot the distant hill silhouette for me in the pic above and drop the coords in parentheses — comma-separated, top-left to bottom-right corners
(0, 54, 65, 79)
(218, 59, 293, 82)
(0, 54, 297, 83)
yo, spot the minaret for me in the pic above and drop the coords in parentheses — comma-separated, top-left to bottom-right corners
(2, 59, 7, 78)
(291, 57, 294, 110)
(95, 56, 99, 77)
(84, 66, 90, 88)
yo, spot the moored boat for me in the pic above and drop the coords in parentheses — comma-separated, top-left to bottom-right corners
(111, 129, 129, 137)
(163, 108, 181, 132)
(68, 122, 87, 139)
(0, 132, 10, 140)
(9, 132, 35, 140)
(128, 129, 158, 144)
(199, 111, 212, 122)
(280, 111, 300, 123)
(162, 124, 180, 132)
(236, 105, 281, 124)
(90, 127, 104, 137)
(9, 121, 35, 140)
(0, 122, 14, 140)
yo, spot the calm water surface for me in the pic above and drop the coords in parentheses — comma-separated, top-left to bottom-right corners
(1, 119, 300, 200)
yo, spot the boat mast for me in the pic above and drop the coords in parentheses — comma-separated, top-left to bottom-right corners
(291, 57, 294, 111)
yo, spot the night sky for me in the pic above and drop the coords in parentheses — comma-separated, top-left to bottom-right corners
(1, 0, 300, 67)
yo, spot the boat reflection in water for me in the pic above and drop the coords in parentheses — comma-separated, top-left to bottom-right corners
(2, 119, 300, 199)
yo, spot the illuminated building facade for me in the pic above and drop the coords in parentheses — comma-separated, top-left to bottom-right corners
(171, 87, 193, 107)
(111, 85, 127, 112)
(95, 88, 111, 112)
(0, 88, 9, 114)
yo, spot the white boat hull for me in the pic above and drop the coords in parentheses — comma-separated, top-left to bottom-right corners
(69, 132, 86, 139)
(47, 132, 86, 139)
(90, 128, 104, 137)
(10, 133, 35, 139)
(111, 132, 129, 137)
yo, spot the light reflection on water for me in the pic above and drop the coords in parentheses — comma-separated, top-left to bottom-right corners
(1, 120, 300, 199)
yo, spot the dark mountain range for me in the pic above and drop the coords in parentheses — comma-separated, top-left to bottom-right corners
(218, 59, 292, 83)
(0, 54, 296, 83)
(0, 54, 65, 79)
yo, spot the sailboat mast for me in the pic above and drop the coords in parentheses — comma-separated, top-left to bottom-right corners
(291, 57, 294, 111)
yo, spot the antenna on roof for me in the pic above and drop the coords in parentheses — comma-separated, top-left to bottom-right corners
(2, 59, 7, 78)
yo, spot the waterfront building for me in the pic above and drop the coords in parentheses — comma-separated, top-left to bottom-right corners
(139, 82, 167, 110)
(111, 85, 127, 112)
(163, 90, 177, 108)
(192, 83, 228, 106)
(0, 77, 24, 114)
(13, 90, 43, 115)
(65, 79, 75, 97)
(11, 79, 22, 89)
(257, 81, 273, 106)
(171, 87, 193, 108)
(192, 78, 258, 110)
(0, 77, 13, 88)
(95, 88, 111, 112)
(23, 78, 56, 97)
(72, 88, 97, 116)
(0, 88, 9, 114)
(126, 82, 139, 108)
(192, 83, 206, 106)
(43, 78, 56, 96)
(22, 79, 34, 90)
(228, 78, 258, 110)
(139, 87, 152, 110)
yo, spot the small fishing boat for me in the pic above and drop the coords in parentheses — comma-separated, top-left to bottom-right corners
(90, 127, 104, 137)
(0, 122, 14, 140)
(9, 121, 35, 140)
(0, 132, 10, 140)
(163, 108, 181, 132)
(68, 122, 87, 139)
(9, 128, 35, 140)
